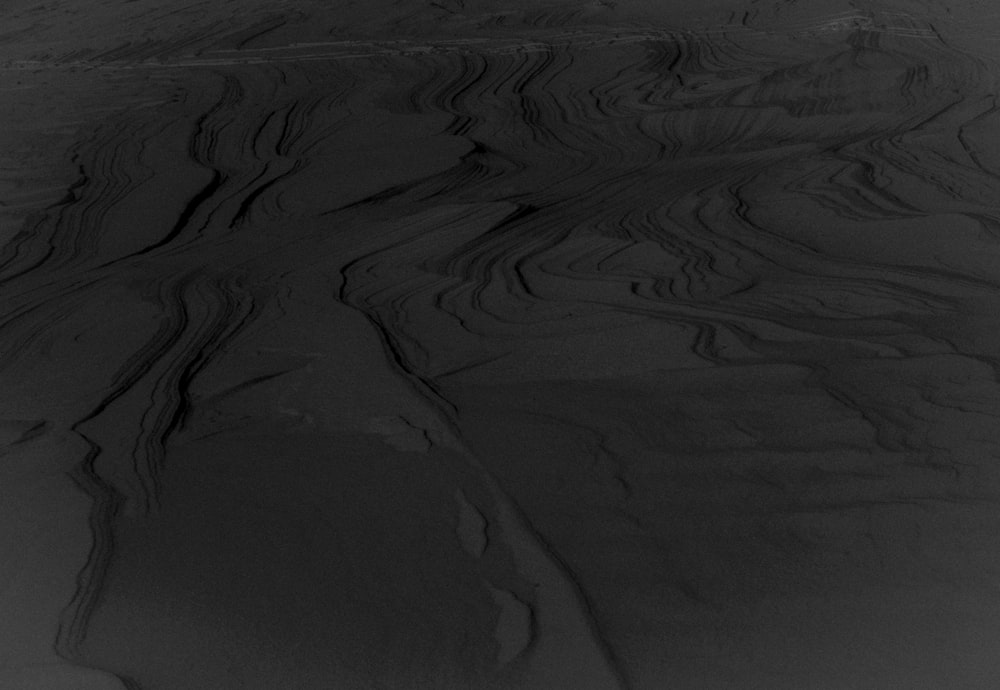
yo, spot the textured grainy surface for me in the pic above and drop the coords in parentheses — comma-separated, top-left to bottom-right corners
(4, 1, 1000, 688)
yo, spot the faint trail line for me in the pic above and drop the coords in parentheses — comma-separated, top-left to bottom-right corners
(0, 12, 951, 72)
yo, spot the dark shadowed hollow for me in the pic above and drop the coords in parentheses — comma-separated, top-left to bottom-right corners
(4, 0, 1000, 688)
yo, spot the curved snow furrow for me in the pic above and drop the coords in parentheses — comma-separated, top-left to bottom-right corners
(42, 125, 150, 268)
(324, 17, 1000, 385)
(6, 5, 1000, 689)
(52, 269, 259, 664)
